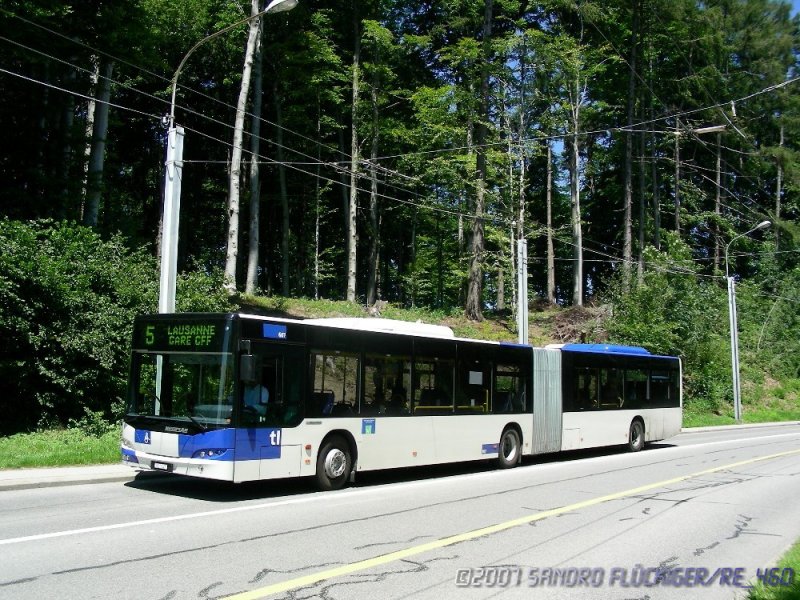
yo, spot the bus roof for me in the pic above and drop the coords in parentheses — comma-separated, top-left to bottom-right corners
(301, 317, 455, 339)
(555, 343, 652, 356)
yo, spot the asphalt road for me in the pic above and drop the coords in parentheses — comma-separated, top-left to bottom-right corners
(1, 424, 799, 600)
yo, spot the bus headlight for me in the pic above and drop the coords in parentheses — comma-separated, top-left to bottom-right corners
(192, 449, 229, 460)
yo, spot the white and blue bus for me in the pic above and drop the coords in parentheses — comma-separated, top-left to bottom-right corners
(121, 313, 682, 490)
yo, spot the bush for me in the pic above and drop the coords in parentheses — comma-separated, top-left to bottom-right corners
(605, 234, 731, 408)
(0, 219, 235, 435)
(606, 235, 800, 414)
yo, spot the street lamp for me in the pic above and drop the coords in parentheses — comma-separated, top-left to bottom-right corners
(724, 219, 771, 422)
(158, 0, 298, 313)
(673, 122, 727, 234)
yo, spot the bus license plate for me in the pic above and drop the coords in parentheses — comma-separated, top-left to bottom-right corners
(151, 461, 173, 472)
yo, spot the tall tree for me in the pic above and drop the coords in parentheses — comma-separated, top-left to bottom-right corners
(346, 1, 361, 303)
(83, 58, 113, 227)
(465, 0, 494, 321)
(245, 22, 264, 296)
(224, 0, 262, 293)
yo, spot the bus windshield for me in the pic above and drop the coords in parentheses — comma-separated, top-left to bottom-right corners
(128, 352, 235, 429)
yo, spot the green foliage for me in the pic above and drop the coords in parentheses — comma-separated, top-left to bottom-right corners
(68, 407, 117, 438)
(176, 265, 232, 313)
(0, 219, 158, 433)
(0, 220, 236, 435)
(606, 233, 731, 410)
(607, 232, 800, 418)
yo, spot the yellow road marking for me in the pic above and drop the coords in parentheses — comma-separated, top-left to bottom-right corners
(223, 448, 800, 599)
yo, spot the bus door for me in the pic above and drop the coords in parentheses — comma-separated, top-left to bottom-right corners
(234, 342, 304, 482)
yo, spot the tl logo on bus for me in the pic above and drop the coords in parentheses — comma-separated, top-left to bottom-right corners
(134, 430, 152, 445)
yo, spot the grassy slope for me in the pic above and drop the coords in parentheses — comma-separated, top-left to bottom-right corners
(0, 429, 119, 469)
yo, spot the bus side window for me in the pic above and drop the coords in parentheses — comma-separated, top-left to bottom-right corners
(624, 369, 647, 409)
(310, 351, 358, 417)
(494, 363, 524, 413)
(576, 368, 599, 410)
(601, 368, 623, 409)
(493, 391, 512, 413)
(413, 358, 454, 414)
(311, 391, 334, 416)
(650, 370, 673, 407)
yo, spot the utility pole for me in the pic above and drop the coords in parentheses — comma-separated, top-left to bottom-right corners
(516, 238, 528, 344)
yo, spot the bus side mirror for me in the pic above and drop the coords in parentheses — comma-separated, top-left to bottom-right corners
(240, 354, 257, 384)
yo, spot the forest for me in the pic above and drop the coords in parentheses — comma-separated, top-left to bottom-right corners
(1, 0, 799, 434)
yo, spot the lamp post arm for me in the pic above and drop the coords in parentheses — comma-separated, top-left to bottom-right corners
(168, 10, 268, 126)
(724, 233, 743, 280)
(724, 220, 771, 280)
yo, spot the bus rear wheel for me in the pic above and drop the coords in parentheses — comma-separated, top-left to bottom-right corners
(628, 419, 645, 452)
(316, 436, 352, 491)
(497, 428, 520, 469)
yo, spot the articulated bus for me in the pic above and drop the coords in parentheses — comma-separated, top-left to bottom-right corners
(121, 313, 682, 490)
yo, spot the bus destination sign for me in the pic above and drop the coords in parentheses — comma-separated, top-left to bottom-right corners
(137, 321, 226, 351)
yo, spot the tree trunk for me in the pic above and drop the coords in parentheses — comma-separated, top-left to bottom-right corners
(274, 77, 290, 296)
(674, 118, 681, 234)
(57, 65, 76, 219)
(568, 59, 584, 308)
(224, 0, 262, 293)
(314, 95, 322, 300)
(776, 124, 783, 250)
(713, 132, 722, 272)
(83, 59, 113, 227)
(245, 24, 264, 295)
(346, 2, 361, 303)
(366, 58, 380, 306)
(546, 142, 556, 304)
(637, 107, 646, 282)
(651, 129, 661, 250)
(649, 52, 661, 251)
(465, 0, 493, 321)
(622, 0, 639, 289)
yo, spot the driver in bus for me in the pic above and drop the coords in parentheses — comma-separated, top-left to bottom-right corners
(243, 382, 269, 422)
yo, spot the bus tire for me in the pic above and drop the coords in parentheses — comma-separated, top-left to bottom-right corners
(316, 435, 352, 491)
(497, 427, 521, 469)
(628, 419, 645, 452)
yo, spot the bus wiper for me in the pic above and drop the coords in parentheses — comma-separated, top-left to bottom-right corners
(186, 414, 208, 431)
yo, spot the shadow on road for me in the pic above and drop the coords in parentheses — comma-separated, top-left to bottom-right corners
(125, 441, 677, 502)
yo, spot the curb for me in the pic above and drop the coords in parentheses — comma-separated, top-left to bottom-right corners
(0, 466, 162, 492)
(0, 473, 138, 492)
(681, 421, 800, 433)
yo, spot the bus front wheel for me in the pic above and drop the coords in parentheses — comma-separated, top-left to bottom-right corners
(316, 436, 352, 491)
(497, 428, 521, 469)
(628, 420, 645, 452)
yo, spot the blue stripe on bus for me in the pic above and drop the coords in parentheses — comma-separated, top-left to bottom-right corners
(234, 428, 283, 460)
(129, 428, 282, 462)
(562, 343, 651, 356)
(177, 428, 236, 458)
(482, 443, 499, 455)
(499, 341, 532, 348)
(171, 428, 283, 461)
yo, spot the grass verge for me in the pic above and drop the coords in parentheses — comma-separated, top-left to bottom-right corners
(0, 429, 119, 469)
(747, 539, 800, 599)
